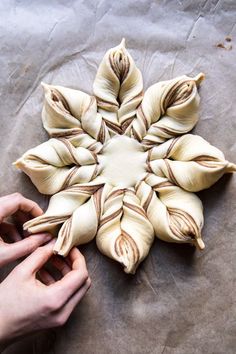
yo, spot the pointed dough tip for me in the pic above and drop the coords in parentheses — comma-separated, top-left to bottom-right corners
(23, 224, 29, 231)
(53, 239, 69, 257)
(12, 160, 21, 168)
(196, 238, 205, 250)
(194, 72, 205, 86)
(120, 254, 137, 274)
(53, 243, 61, 255)
(123, 261, 136, 274)
(120, 38, 126, 47)
(41, 82, 50, 92)
(124, 267, 136, 275)
(226, 162, 236, 173)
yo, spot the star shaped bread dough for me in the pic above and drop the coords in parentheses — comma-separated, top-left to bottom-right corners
(14, 39, 236, 274)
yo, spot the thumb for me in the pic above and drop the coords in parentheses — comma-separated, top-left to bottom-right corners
(20, 239, 56, 275)
(0, 233, 53, 267)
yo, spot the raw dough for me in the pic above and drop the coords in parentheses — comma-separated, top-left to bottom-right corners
(14, 40, 236, 274)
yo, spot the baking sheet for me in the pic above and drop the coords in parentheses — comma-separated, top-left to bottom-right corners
(0, 0, 236, 353)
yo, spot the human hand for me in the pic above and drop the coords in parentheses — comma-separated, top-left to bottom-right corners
(0, 192, 91, 347)
(0, 193, 53, 267)
(0, 240, 90, 346)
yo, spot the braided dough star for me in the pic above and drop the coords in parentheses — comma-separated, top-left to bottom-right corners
(14, 39, 236, 274)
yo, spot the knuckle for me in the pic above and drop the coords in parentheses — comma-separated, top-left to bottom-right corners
(47, 290, 64, 310)
(26, 237, 42, 252)
(44, 304, 55, 313)
(12, 192, 23, 200)
(31, 201, 38, 209)
(43, 294, 57, 312)
(78, 253, 85, 264)
(26, 235, 36, 246)
(81, 269, 89, 283)
(80, 253, 85, 260)
(86, 277, 92, 289)
(13, 264, 26, 277)
(54, 314, 67, 327)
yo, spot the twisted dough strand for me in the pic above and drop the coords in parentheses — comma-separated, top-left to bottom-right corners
(93, 39, 143, 134)
(42, 83, 109, 144)
(128, 73, 204, 148)
(135, 174, 204, 249)
(96, 187, 154, 274)
(53, 186, 105, 256)
(14, 138, 100, 195)
(23, 181, 105, 238)
(147, 134, 236, 192)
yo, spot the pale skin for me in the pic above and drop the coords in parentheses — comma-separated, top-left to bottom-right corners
(0, 193, 91, 350)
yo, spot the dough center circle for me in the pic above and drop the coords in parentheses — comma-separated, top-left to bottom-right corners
(98, 135, 147, 187)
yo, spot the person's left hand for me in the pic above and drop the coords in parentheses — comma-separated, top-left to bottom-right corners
(0, 193, 53, 267)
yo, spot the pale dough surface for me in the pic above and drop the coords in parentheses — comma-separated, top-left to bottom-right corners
(98, 135, 147, 188)
(14, 40, 235, 275)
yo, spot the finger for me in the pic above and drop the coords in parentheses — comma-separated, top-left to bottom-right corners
(0, 193, 43, 222)
(50, 255, 71, 276)
(1, 234, 53, 267)
(37, 268, 55, 285)
(20, 239, 56, 274)
(68, 246, 83, 264)
(49, 249, 88, 305)
(0, 222, 21, 242)
(66, 247, 87, 271)
(53, 278, 91, 326)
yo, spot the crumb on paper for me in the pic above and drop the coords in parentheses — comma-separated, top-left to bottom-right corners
(216, 43, 232, 50)
(225, 36, 232, 42)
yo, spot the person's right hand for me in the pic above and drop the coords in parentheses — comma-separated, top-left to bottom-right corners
(0, 240, 91, 347)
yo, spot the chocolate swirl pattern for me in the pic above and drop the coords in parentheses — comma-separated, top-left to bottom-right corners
(14, 40, 236, 274)
(97, 188, 154, 274)
(127, 73, 205, 148)
(147, 134, 236, 192)
(93, 39, 143, 135)
(136, 174, 204, 250)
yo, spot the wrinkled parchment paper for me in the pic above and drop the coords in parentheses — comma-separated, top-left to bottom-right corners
(0, 1, 236, 353)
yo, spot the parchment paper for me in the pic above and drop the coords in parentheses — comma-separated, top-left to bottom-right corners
(0, 1, 236, 353)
